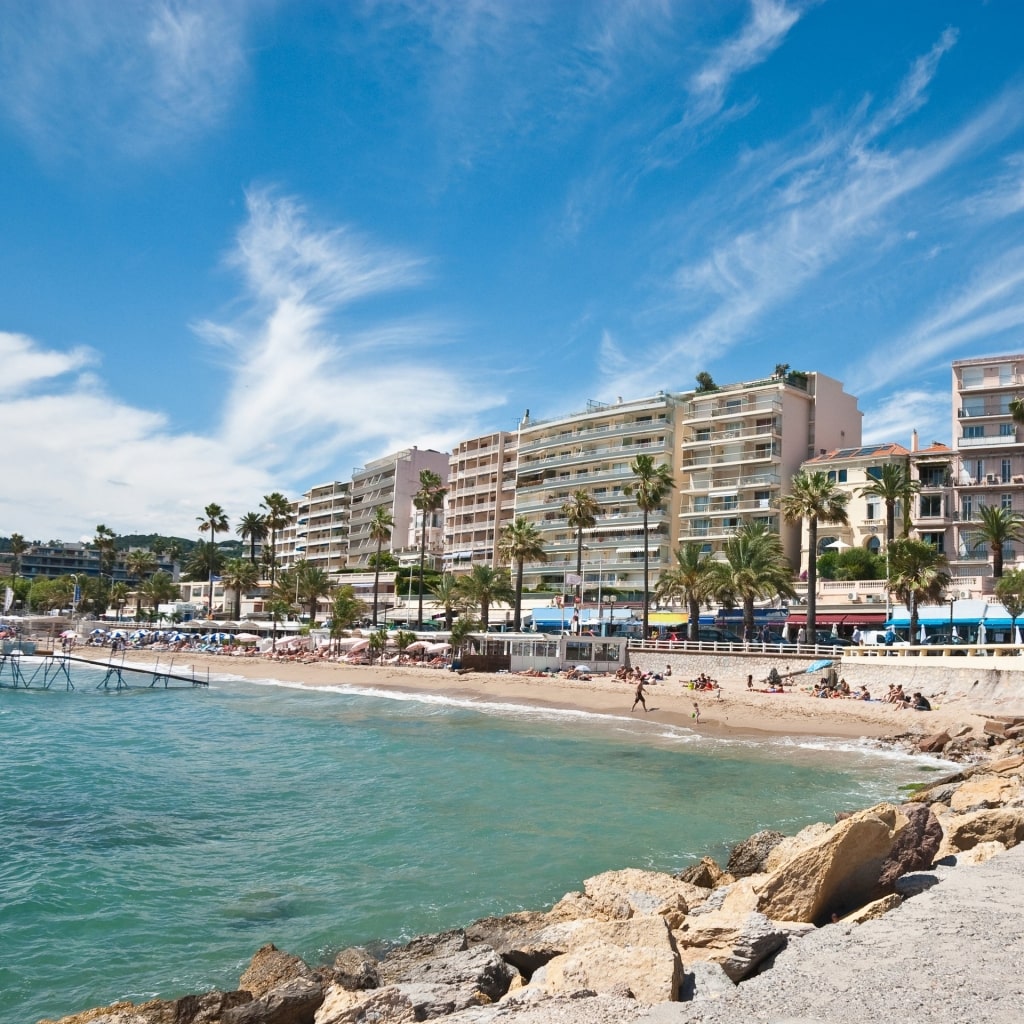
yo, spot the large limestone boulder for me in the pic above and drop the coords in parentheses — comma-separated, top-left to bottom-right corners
(465, 910, 555, 976)
(840, 893, 902, 924)
(952, 840, 1007, 866)
(726, 830, 786, 878)
(239, 944, 320, 999)
(875, 803, 942, 891)
(764, 821, 832, 873)
(315, 985, 416, 1024)
(221, 977, 325, 1024)
(949, 773, 1023, 813)
(534, 916, 681, 1004)
(754, 804, 901, 923)
(581, 867, 708, 918)
(676, 856, 732, 889)
(674, 910, 793, 982)
(330, 947, 379, 991)
(936, 807, 1024, 858)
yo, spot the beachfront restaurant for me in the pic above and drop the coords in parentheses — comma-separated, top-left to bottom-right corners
(885, 598, 1019, 645)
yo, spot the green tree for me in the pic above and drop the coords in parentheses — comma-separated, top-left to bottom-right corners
(92, 524, 118, 576)
(561, 490, 599, 589)
(183, 541, 223, 586)
(197, 503, 229, 616)
(8, 532, 28, 576)
(260, 492, 293, 587)
(394, 629, 417, 664)
(330, 585, 364, 643)
(368, 505, 394, 626)
(780, 470, 849, 638)
(887, 537, 951, 641)
(236, 511, 268, 565)
(994, 569, 1024, 643)
(429, 572, 465, 630)
(710, 522, 796, 639)
(109, 581, 130, 622)
(295, 561, 332, 621)
(221, 557, 260, 619)
(456, 564, 514, 630)
(858, 464, 919, 543)
(973, 504, 1024, 579)
(126, 549, 158, 585)
(1010, 395, 1024, 427)
(623, 453, 675, 640)
(695, 372, 717, 392)
(413, 470, 447, 629)
(655, 543, 716, 641)
(499, 516, 547, 630)
(139, 571, 180, 618)
(449, 616, 481, 662)
(368, 627, 389, 665)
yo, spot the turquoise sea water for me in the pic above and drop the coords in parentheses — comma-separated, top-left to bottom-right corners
(1, 664, 942, 1024)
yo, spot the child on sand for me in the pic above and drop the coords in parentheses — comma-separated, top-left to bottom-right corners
(692, 701, 701, 723)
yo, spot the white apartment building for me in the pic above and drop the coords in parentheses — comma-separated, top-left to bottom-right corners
(678, 371, 862, 570)
(347, 447, 449, 569)
(275, 481, 351, 577)
(951, 354, 1024, 578)
(445, 430, 518, 573)
(514, 394, 682, 600)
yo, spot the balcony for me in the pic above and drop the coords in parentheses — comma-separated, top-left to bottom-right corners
(958, 433, 1020, 448)
(517, 416, 670, 454)
(681, 472, 781, 493)
(682, 396, 783, 424)
(682, 446, 778, 469)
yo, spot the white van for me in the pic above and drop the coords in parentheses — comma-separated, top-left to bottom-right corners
(858, 629, 909, 647)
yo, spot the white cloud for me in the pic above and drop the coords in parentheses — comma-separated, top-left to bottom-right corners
(0, 0, 256, 160)
(860, 388, 952, 450)
(687, 0, 805, 126)
(0, 190, 508, 541)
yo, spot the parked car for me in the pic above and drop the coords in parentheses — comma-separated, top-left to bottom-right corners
(698, 627, 743, 644)
(922, 633, 967, 654)
(814, 632, 856, 647)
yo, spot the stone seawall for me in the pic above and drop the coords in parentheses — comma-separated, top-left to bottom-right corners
(629, 649, 1024, 711)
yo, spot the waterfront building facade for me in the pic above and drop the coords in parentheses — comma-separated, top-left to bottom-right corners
(445, 431, 518, 573)
(276, 480, 350, 577)
(951, 354, 1024, 582)
(346, 448, 449, 570)
(678, 371, 862, 570)
(514, 394, 683, 601)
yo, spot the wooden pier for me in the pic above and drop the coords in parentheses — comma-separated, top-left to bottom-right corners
(0, 650, 210, 691)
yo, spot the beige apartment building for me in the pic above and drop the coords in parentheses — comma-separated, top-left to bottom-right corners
(445, 430, 518, 573)
(275, 480, 350, 577)
(951, 354, 1024, 581)
(678, 371, 862, 570)
(346, 447, 449, 570)
(514, 394, 682, 599)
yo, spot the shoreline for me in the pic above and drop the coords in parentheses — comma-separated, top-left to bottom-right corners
(75, 647, 991, 747)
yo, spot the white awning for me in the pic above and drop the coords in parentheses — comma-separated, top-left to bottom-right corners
(615, 546, 646, 554)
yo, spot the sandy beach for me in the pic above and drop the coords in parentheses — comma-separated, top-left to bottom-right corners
(74, 648, 989, 745)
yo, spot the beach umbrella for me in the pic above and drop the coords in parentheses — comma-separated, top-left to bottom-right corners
(235, 632, 260, 642)
(425, 642, 451, 654)
(977, 621, 987, 644)
(89, 628, 107, 636)
(1016, 625, 1023, 646)
(831, 623, 838, 636)
(574, 665, 592, 673)
(919, 623, 927, 643)
(951, 625, 959, 640)
(804, 658, 833, 673)
(60, 629, 77, 638)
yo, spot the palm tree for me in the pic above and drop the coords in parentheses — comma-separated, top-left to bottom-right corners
(330, 585, 364, 644)
(368, 505, 394, 625)
(8, 533, 28, 576)
(995, 569, 1024, 643)
(710, 522, 796, 638)
(973, 504, 1024, 579)
(126, 550, 158, 585)
(413, 470, 447, 628)
(858, 464, 919, 542)
(183, 541, 222, 585)
(655, 543, 716, 641)
(623, 454, 675, 640)
(498, 517, 547, 630)
(888, 538, 951, 641)
(430, 572, 465, 630)
(109, 581, 129, 623)
(260, 492, 293, 586)
(236, 512, 268, 565)
(368, 628, 389, 666)
(779, 471, 849, 638)
(394, 629, 417, 664)
(456, 564, 514, 630)
(449, 616, 481, 663)
(197, 503, 229, 617)
(1010, 395, 1024, 427)
(561, 490, 600, 593)
(93, 524, 118, 577)
(139, 571, 179, 619)
(295, 561, 332, 621)
(221, 557, 259, 619)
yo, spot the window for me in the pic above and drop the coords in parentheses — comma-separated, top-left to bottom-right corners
(919, 532, 945, 553)
(1003, 459, 1012, 483)
(1003, 494, 1014, 510)
(960, 367, 984, 388)
(962, 495, 973, 520)
(1001, 422, 1015, 436)
(838, 469, 848, 483)
(963, 425, 984, 438)
(722, 495, 738, 510)
(920, 495, 942, 517)
(696, 429, 711, 441)
(866, 501, 879, 521)
(754, 490, 771, 508)
(866, 466, 882, 480)
(961, 398, 985, 417)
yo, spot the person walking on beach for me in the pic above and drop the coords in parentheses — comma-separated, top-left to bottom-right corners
(631, 679, 648, 712)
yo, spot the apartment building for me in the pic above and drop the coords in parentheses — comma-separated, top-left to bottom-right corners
(347, 447, 449, 569)
(445, 430, 518, 572)
(951, 354, 1024, 578)
(678, 371, 862, 570)
(514, 394, 682, 599)
(295, 480, 350, 577)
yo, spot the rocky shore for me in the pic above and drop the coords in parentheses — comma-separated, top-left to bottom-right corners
(45, 723, 1024, 1024)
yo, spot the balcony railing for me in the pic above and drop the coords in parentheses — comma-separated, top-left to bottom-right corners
(958, 433, 1019, 447)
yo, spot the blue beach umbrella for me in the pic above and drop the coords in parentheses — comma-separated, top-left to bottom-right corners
(805, 658, 833, 673)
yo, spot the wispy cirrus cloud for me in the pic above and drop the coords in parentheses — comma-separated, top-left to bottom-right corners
(0, 0, 258, 160)
(601, 30, 1018, 399)
(860, 388, 952, 450)
(686, 0, 806, 127)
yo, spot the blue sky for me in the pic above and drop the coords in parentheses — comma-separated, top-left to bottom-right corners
(3, 0, 1023, 542)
